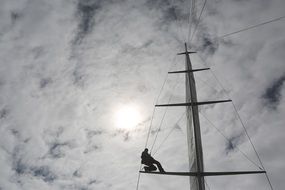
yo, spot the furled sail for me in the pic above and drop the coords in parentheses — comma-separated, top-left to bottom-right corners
(185, 45, 205, 190)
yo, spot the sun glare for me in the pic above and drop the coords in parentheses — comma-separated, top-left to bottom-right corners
(115, 104, 141, 129)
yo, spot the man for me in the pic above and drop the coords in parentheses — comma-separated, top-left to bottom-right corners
(141, 148, 165, 173)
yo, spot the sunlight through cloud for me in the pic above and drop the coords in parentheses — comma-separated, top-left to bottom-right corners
(114, 104, 141, 129)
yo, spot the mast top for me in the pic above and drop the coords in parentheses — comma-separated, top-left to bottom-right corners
(176, 43, 196, 55)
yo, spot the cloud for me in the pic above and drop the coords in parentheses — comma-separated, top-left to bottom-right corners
(31, 166, 57, 183)
(224, 132, 244, 155)
(0, 108, 9, 119)
(0, 0, 284, 189)
(262, 75, 285, 108)
(73, 0, 102, 44)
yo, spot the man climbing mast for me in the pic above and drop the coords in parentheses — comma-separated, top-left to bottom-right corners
(141, 148, 165, 173)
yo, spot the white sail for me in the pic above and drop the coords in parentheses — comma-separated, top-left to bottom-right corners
(186, 99, 198, 190)
(186, 61, 198, 190)
(185, 44, 205, 190)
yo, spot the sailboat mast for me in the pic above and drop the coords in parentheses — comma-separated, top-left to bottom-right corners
(140, 43, 266, 190)
(185, 43, 205, 190)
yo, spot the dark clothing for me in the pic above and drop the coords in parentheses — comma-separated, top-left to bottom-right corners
(141, 150, 153, 165)
(141, 150, 165, 173)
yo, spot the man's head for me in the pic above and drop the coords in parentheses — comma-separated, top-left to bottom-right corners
(144, 148, 148, 152)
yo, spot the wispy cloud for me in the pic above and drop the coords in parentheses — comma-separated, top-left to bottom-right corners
(262, 75, 285, 109)
(0, 0, 284, 189)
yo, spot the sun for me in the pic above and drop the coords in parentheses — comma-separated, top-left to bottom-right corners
(115, 104, 141, 129)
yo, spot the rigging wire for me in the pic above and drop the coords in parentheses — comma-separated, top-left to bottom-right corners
(144, 55, 178, 148)
(199, 111, 262, 170)
(150, 97, 171, 153)
(189, 0, 207, 43)
(205, 178, 211, 190)
(219, 15, 285, 38)
(189, 177, 197, 190)
(231, 103, 274, 190)
(196, 53, 274, 190)
(144, 107, 157, 149)
(137, 55, 178, 190)
(138, 5, 278, 190)
(135, 165, 143, 190)
(187, 0, 196, 43)
(188, 161, 210, 190)
(195, 75, 221, 93)
(153, 111, 186, 155)
(150, 73, 183, 153)
(197, 53, 264, 167)
(171, 0, 188, 43)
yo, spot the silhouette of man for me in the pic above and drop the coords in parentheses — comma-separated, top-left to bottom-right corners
(141, 148, 165, 173)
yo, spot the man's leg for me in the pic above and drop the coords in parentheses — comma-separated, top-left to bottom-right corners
(153, 160, 165, 172)
(149, 164, 157, 172)
(144, 166, 151, 172)
(144, 164, 157, 172)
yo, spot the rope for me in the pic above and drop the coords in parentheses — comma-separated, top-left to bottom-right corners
(144, 107, 156, 149)
(144, 55, 178, 148)
(219, 15, 285, 38)
(231, 103, 265, 169)
(190, 0, 207, 43)
(190, 177, 197, 189)
(170, 0, 187, 42)
(150, 73, 182, 153)
(200, 111, 262, 170)
(195, 75, 220, 93)
(153, 111, 186, 155)
(150, 97, 171, 153)
(231, 103, 274, 190)
(196, 53, 274, 190)
(137, 55, 178, 190)
(205, 178, 211, 190)
(187, 0, 193, 43)
(135, 165, 142, 190)
(154, 55, 178, 105)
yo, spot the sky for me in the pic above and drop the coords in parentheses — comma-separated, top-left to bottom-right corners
(0, 0, 284, 190)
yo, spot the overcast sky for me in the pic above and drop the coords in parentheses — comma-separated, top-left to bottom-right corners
(0, 0, 284, 190)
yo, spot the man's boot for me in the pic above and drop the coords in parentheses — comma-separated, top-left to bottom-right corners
(144, 166, 151, 172)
